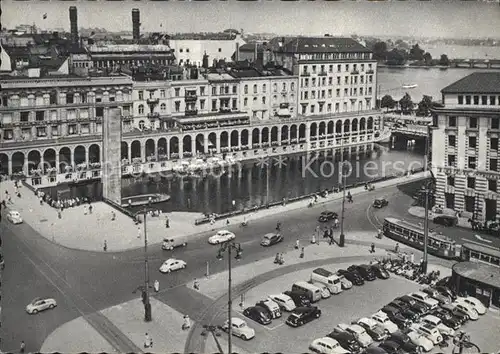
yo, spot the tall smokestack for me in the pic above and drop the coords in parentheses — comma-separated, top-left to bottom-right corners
(132, 9, 140, 42)
(235, 43, 240, 62)
(69, 6, 78, 44)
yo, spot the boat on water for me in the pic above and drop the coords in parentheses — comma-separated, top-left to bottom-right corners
(122, 193, 171, 207)
(402, 83, 418, 89)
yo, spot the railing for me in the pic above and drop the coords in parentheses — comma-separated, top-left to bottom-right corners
(185, 109, 198, 117)
(147, 112, 160, 118)
(146, 98, 159, 104)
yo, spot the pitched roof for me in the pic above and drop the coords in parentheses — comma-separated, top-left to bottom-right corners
(271, 36, 371, 54)
(441, 72, 500, 94)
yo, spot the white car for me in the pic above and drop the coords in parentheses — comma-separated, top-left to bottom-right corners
(222, 317, 255, 340)
(26, 297, 57, 314)
(7, 210, 23, 224)
(269, 294, 296, 312)
(159, 258, 186, 273)
(356, 317, 389, 341)
(312, 283, 331, 299)
(208, 230, 235, 244)
(456, 296, 487, 315)
(371, 311, 398, 334)
(309, 337, 350, 354)
(336, 323, 373, 348)
(411, 323, 443, 345)
(410, 291, 439, 310)
(421, 314, 455, 337)
(407, 329, 435, 352)
(448, 301, 479, 320)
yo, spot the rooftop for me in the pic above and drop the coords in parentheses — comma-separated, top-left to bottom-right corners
(441, 72, 500, 94)
(169, 32, 238, 41)
(271, 36, 371, 54)
(87, 44, 172, 53)
(452, 261, 500, 289)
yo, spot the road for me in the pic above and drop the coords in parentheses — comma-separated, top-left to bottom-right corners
(0, 180, 491, 352)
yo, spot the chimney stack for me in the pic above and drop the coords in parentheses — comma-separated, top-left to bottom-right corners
(235, 43, 240, 62)
(69, 6, 78, 45)
(132, 9, 140, 42)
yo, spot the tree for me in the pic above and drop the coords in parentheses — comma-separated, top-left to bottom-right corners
(386, 49, 406, 66)
(372, 41, 388, 61)
(381, 95, 397, 112)
(399, 93, 414, 114)
(423, 52, 432, 65)
(439, 54, 450, 66)
(417, 95, 433, 116)
(409, 44, 425, 61)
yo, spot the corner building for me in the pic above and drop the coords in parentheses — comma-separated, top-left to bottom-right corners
(431, 72, 500, 221)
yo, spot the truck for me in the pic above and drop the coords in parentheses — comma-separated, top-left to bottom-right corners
(310, 268, 343, 294)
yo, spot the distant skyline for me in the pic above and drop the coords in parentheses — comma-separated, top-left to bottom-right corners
(3, 0, 500, 40)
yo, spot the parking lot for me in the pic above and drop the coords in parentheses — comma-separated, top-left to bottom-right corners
(213, 262, 500, 354)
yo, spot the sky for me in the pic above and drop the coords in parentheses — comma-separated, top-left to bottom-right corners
(2, 0, 500, 39)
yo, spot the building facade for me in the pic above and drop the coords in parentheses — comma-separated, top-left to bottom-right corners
(431, 72, 500, 221)
(271, 37, 377, 117)
(87, 44, 175, 69)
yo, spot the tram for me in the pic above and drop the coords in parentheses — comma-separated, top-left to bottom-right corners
(460, 242, 500, 268)
(382, 217, 461, 260)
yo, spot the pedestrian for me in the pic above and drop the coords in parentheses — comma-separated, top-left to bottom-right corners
(334, 217, 339, 228)
(128, 199, 132, 208)
(84, 205, 88, 215)
(165, 216, 170, 228)
(144, 333, 152, 348)
(137, 226, 141, 239)
(370, 242, 375, 253)
(403, 252, 408, 263)
(410, 252, 415, 264)
(89, 204, 93, 214)
(103, 240, 108, 251)
(8, 195, 12, 204)
(226, 219, 230, 225)
(279, 253, 285, 265)
(232, 199, 236, 209)
(395, 243, 399, 254)
(58, 210, 62, 219)
(111, 211, 115, 221)
(274, 253, 280, 264)
(295, 239, 300, 249)
(311, 233, 316, 244)
(154, 279, 159, 292)
(329, 235, 334, 245)
(193, 278, 199, 290)
(20, 341, 26, 353)
(299, 247, 305, 258)
(347, 191, 353, 203)
(182, 315, 191, 330)
(276, 221, 281, 231)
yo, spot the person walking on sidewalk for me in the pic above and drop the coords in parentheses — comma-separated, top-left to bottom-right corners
(84, 205, 88, 215)
(103, 240, 107, 252)
(370, 243, 375, 253)
(347, 191, 353, 203)
(295, 239, 300, 249)
(165, 216, 170, 228)
(182, 315, 191, 330)
(111, 211, 116, 221)
(89, 204, 93, 214)
(154, 279, 160, 292)
(144, 333, 153, 348)
(20, 341, 26, 353)
(193, 278, 199, 290)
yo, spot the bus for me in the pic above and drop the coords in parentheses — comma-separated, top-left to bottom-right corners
(460, 242, 500, 268)
(382, 217, 460, 260)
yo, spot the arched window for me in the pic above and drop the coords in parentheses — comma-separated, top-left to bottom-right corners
(291, 82, 295, 91)
(138, 104, 144, 114)
(244, 85, 248, 94)
(273, 83, 278, 92)
(139, 120, 145, 129)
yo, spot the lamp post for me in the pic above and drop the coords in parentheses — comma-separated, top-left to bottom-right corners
(339, 141, 348, 247)
(266, 154, 270, 207)
(216, 240, 242, 354)
(422, 181, 430, 274)
(135, 198, 153, 322)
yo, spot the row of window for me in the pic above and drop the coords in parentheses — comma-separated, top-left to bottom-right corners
(457, 95, 500, 106)
(2, 93, 128, 108)
(300, 87, 372, 100)
(448, 135, 499, 150)
(301, 75, 373, 88)
(298, 52, 371, 61)
(2, 123, 102, 141)
(243, 82, 296, 95)
(447, 175, 498, 193)
(300, 100, 371, 115)
(175, 48, 223, 53)
(448, 116, 500, 129)
(301, 63, 373, 74)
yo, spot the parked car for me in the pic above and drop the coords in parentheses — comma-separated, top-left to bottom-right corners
(455, 296, 487, 315)
(430, 308, 462, 329)
(435, 276, 451, 288)
(311, 268, 343, 294)
(319, 211, 338, 222)
(420, 287, 451, 305)
(6, 210, 23, 224)
(269, 294, 296, 312)
(221, 318, 255, 340)
(389, 312, 413, 330)
(355, 317, 389, 341)
(371, 311, 399, 334)
(363, 347, 388, 354)
(438, 305, 469, 324)
(327, 330, 361, 353)
(409, 292, 439, 311)
(420, 314, 455, 337)
(410, 323, 443, 345)
(208, 230, 235, 244)
(433, 215, 457, 227)
(256, 299, 281, 319)
(387, 331, 419, 353)
(161, 237, 187, 250)
(26, 297, 57, 314)
(311, 282, 332, 299)
(243, 306, 272, 325)
(159, 258, 186, 273)
(285, 306, 321, 327)
(373, 198, 389, 208)
(260, 232, 283, 247)
(336, 273, 353, 290)
(406, 329, 435, 352)
(434, 286, 457, 301)
(337, 269, 364, 286)
(370, 265, 390, 279)
(309, 337, 350, 354)
(444, 302, 479, 321)
(381, 305, 401, 320)
(378, 340, 408, 354)
(393, 297, 427, 317)
(348, 265, 376, 281)
(283, 290, 311, 307)
(335, 323, 374, 348)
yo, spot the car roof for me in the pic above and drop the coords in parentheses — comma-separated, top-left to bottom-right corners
(229, 317, 245, 325)
(349, 324, 364, 333)
(294, 306, 315, 313)
(316, 337, 338, 345)
(264, 233, 277, 238)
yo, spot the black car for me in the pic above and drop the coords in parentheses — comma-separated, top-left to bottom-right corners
(433, 215, 457, 227)
(337, 269, 365, 286)
(373, 198, 389, 208)
(435, 286, 457, 301)
(348, 265, 376, 281)
(396, 296, 429, 314)
(436, 306, 468, 325)
(370, 265, 390, 279)
(283, 290, 311, 307)
(285, 306, 321, 327)
(378, 340, 408, 354)
(388, 331, 419, 353)
(389, 312, 412, 330)
(260, 232, 284, 247)
(327, 331, 361, 353)
(381, 305, 401, 320)
(435, 276, 451, 288)
(363, 347, 388, 354)
(243, 306, 272, 325)
(318, 211, 338, 222)
(400, 308, 420, 323)
(388, 299, 410, 311)
(432, 308, 467, 330)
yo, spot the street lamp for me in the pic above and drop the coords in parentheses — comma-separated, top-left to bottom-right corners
(339, 141, 348, 247)
(216, 240, 243, 354)
(266, 154, 270, 207)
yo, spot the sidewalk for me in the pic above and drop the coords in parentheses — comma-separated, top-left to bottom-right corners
(0, 171, 428, 252)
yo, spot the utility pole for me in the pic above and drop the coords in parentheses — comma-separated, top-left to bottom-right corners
(266, 154, 270, 207)
(422, 183, 429, 274)
(339, 141, 346, 247)
(143, 201, 152, 321)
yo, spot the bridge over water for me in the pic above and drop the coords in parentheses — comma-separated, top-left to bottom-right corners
(450, 58, 500, 69)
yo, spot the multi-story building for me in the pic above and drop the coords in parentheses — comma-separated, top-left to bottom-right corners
(271, 36, 377, 117)
(431, 72, 500, 221)
(88, 44, 175, 69)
